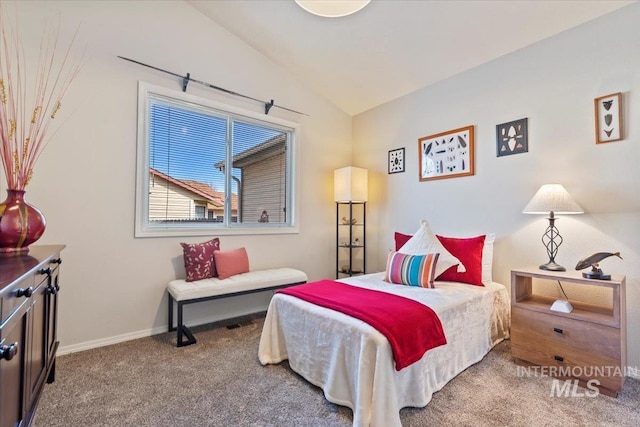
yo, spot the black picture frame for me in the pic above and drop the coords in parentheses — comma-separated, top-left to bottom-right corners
(388, 147, 405, 174)
(496, 118, 528, 157)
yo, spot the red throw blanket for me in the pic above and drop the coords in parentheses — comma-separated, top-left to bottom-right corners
(277, 280, 447, 370)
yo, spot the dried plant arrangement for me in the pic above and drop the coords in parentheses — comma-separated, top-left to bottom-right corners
(0, 3, 84, 190)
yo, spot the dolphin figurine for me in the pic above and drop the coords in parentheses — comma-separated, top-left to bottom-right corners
(575, 252, 622, 271)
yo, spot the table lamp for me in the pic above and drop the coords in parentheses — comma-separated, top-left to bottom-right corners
(522, 184, 583, 272)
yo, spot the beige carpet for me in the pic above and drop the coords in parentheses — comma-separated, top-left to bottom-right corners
(34, 316, 639, 426)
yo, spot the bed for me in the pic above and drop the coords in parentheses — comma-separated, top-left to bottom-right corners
(259, 221, 510, 426)
(258, 272, 510, 427)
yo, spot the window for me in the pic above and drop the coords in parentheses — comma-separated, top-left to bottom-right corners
(135, 82, 298, 237)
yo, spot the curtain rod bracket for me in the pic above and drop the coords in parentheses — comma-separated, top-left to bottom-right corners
(182, 73, 190, 92)
(265, 99, 274, 115)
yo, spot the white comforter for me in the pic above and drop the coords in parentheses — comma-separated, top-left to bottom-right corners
(258, 273, 510, 427)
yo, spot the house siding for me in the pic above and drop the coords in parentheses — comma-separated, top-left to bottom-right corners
(240, 152, 286, 223)
(149, 173, 200, 220)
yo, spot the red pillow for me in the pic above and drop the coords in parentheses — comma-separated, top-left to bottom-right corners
(435, 235, 485, 286)
(214, 247, 250, 280)
(394, 232, 412, 251)
(181, 237, 221, 282)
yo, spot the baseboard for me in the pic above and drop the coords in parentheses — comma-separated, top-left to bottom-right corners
(58, 325, 169, 355)
(58, 309, 267, 356)
(627, 366, 640, 380)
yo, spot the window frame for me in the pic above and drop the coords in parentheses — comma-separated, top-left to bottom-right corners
(135, 81, 300, 238)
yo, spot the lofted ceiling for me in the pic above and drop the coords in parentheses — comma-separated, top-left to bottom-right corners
(187, 0, 634, 116)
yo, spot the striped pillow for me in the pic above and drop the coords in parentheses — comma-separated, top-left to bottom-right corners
(384, 251, 440, 288)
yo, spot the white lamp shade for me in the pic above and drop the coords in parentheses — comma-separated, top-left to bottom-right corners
(334, 166, 368, 202)
(523, 184, 584, 214)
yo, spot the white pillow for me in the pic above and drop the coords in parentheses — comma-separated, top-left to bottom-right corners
(398, 220, 465, 277)
(482, 233, 495, 284)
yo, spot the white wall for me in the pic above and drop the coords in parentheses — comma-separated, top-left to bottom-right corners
(6, 1, 351, 352)
(353, 4, 640, 375)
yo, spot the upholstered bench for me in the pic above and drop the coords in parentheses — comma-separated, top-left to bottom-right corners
(167, 268, 307, 347)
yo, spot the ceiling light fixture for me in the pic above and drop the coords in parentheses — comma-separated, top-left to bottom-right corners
(295, 0, 371, 18)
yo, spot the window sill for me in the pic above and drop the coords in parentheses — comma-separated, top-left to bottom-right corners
(134, 224, 300, 238)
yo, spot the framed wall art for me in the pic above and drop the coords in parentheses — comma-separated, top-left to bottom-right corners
(388, 147, 405, 174)
(418, 125, 474, 182)
(595, 92, 622, 144)
(496, 118, 528, 157)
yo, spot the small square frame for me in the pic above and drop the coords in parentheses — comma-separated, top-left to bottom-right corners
(595, 92, 622, 144)
(496, 118, 528, 157)
(388, 147, 405, 174)
(418, 125, 474, 181)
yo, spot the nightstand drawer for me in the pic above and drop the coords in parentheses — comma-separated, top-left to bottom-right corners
(512, 307, 621, 358)
(511, 307, 623, 391)
(511, 341, 623, 391)
(511, 343, 625, 397)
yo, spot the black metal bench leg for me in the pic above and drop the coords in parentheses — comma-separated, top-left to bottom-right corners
(168, 293, 175, 332)
(176, 300, 196, 347)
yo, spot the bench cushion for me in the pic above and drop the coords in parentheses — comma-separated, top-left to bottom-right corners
(168, 268, 308, 302)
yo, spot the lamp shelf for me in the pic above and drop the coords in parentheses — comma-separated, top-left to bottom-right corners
(336, 201, 366, 278)
(511, 267, 623, 327)
(515, 294, 615, 327)
(334, 166, 368, 279)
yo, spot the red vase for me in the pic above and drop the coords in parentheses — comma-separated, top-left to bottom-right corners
(0, 189, 46, 253)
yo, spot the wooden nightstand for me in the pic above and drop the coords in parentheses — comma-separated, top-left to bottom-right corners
(510, 267, 626, 397)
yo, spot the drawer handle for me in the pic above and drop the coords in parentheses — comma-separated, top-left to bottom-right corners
(50, 258, 62, 265)
(0, 342, 19, 361)
(47, 285, 58, 295)
(15, 287, 33, 298)
(554, 355, 564, 362)
(38, 267, 52, 276)
(553, 327, 564, 334)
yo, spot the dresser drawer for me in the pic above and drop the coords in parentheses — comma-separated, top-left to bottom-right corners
(1, 275, 36, 326)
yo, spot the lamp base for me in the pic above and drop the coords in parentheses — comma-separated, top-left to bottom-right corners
(550, 299, 573, 313)
(539, 261, 566, 272)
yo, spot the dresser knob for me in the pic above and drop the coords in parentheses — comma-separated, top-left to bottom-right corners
(554, 355, 564, 362)
(0, 342, 18, 361)
(553, 327, 563, 334)
(50, 258, 62, 265)
(38, 267, 52, 276)
(16, 287, 33, 298)
(46, 285, 58, 295)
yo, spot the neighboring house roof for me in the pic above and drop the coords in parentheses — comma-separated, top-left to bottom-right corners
(180, 179, 238, 211)
(149, 168, 238, 210)
(215, 133, 286, 170)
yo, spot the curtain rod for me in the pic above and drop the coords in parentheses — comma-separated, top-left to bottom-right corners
(117, 56, 308, 116)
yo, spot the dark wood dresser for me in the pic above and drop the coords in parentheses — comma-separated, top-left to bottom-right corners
(0, 245, 64, 427)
